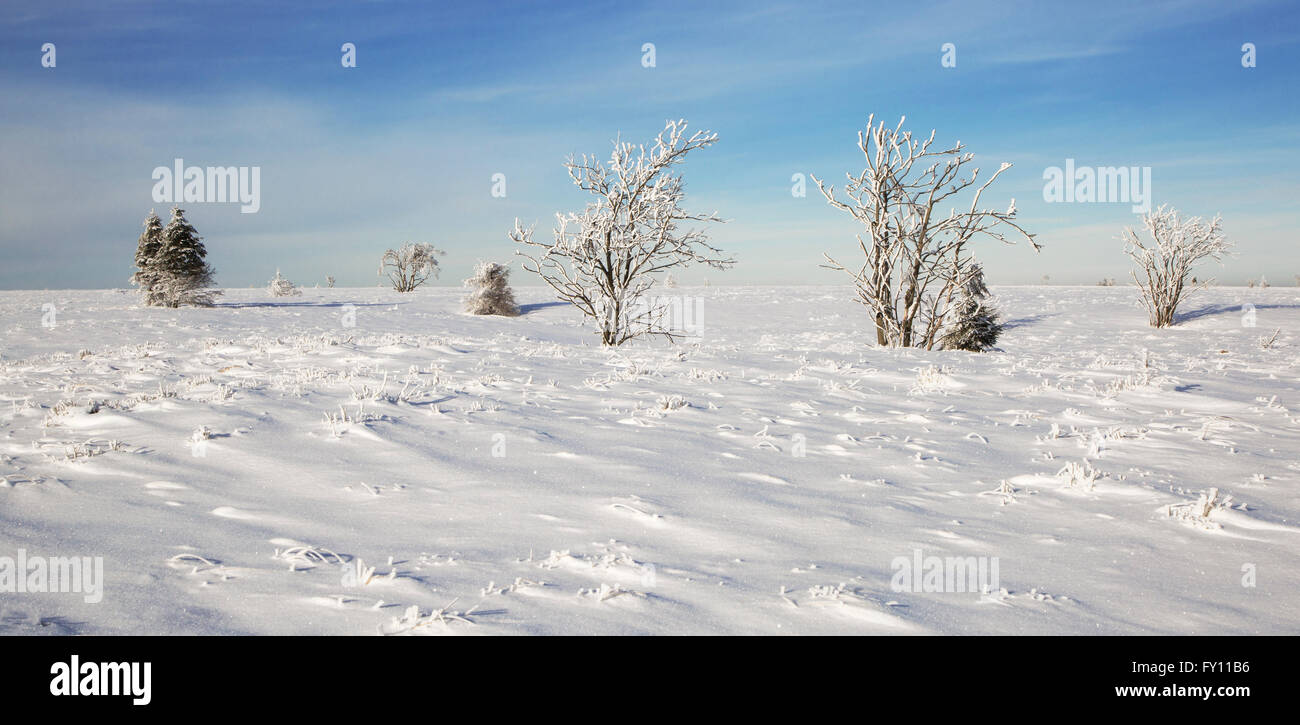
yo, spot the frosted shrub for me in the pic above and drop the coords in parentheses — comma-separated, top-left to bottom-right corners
(656, 394, 687, 411)
(1122, 206, 1232, 328)
(1057, 460, 1099, 490)
(814, 115, 1037, 348)
(379, 242, 444, 292)
(1166, 488, 1231, 529)
(268, 269, 302, 297)
(462, 261, 519, 316)
(510, 119, 731, 345)
(911, 364, 951, 393)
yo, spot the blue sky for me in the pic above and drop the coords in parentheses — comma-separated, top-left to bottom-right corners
(0, 0, 1297, 288)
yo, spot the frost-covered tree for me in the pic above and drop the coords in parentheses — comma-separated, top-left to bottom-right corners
(130, 210, 166, 305)
(326, 276, 336, 288)
(268, 269, 302, 297)
(379, 242, 444, 292)
(462, 261, 519, 316)
(813, 115, 1037, 349)
(146, 207, 220, 307)
(938, 263, 1002, 351)
(1122, 205, 1232, 328)
(510, 119, 732, 345)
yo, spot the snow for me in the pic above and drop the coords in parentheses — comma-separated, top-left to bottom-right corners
(2, 285, 1298, 634)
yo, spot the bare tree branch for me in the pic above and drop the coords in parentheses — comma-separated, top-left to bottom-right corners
(812, 114, 1037, 348)
(379, 242, 444, 292)
(1122, 205, 1232, 327)
(511, 119, 732, 345)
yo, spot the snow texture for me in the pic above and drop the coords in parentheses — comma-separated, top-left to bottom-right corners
(1, 285, 1297, 635)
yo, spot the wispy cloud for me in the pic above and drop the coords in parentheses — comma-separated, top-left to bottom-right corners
(0, 0, 1296, 288)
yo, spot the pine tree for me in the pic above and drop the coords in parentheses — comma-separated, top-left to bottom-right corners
(130, 210, 165, 305)
(462, 261, 519, 316)
(152, 206, 220, 307)
(939, 264, 1002, 352)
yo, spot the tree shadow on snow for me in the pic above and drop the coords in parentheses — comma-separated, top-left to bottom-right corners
(0, 613, 83, 636)
(518, 301, 568, 315)
(1002, 312, 1059, 330)
(1175, 302, 1300, 324)
(214, 301, 398, 309)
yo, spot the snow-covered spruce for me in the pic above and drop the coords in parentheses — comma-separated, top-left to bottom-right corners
(129, 210, 165, 305)
(133, 206, 220, 307)
(462, 261, 519, 316)
(938, 264, 1003, 352)
(267, 269, 302, 297)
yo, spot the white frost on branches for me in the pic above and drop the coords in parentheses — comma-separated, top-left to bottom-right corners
(812, 115, 1036, 349)
(1122, 205, 1232, 328)
(379, 242, 444, 292)
(510, 119, 732, 345)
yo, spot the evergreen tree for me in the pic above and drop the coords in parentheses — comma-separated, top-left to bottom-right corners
(462, 261, 519, 316)
(153, 206, 219, 307)
(130, 210, 165, 306)
(939, 263, 1002, 352)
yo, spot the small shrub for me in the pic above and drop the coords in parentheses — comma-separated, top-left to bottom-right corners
(462, 261, 519, 316)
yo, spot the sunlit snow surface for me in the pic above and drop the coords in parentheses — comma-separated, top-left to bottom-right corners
(1, 285, 1297, 634)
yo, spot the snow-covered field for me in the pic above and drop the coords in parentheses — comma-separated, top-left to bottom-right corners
(2, 285, 1298, 635)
